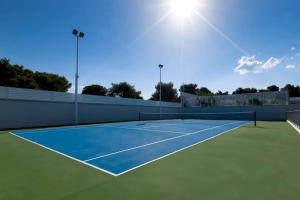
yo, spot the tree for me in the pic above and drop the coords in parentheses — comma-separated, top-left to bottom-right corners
(197, 87, 214, 96)
(267, 85, 279, 92)
(108, 82, 143, 99)
(150, 82, 179, 102)
(179, 83, 198, 95)
(232, 88, 257, 94)
(82, 85, 107, 96)
(17, 68, 37, 89)
(259, 89, 268, 93)
(281, 84, 300, 97)
(215, 90, 229, 95)
(0, 57, 71, 92)
(33, 72, 71, 92)
(0, 58, 18, 87)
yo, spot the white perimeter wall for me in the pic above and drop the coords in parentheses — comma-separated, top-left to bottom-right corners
(0, 86, 181, 130)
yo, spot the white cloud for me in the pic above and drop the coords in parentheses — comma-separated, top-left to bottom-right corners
(234, 56, 281, 75)
(286, 64, 296, 69)
(291, 47, 296, 51)
(234, 56, 262, 75)
(261, 57, 281, 69)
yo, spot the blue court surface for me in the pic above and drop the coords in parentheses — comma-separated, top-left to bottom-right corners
(11, 119, 248, 176)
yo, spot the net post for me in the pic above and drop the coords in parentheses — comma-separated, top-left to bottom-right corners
(138, 112, 141, 121)
(253, 111, 257, 127)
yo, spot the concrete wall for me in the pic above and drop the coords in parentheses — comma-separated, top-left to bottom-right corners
(0, 99, 74, 129)
(2, 86, 300, 130)
(0, 86, 181, 130)
(290, 97, 300, 104)
(184, 104, 300, 121)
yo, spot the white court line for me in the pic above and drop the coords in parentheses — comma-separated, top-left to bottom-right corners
(287, 120, 300, 134)
(116, 122, 248, 176)
(139, 120, 231, 129)
(139, 123, 182, 128)
(10, 121, 248, 177)
(103, 119, 238, 131)
(15, 122, 187, 136)
(84, 121, 241, 162)
(101, 125, 186, 135)
(9, 132, 118, 177)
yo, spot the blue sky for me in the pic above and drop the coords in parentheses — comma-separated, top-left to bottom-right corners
(0, 0, 299, 98)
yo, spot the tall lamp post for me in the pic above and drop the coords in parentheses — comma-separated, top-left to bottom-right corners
(158, 64, 163, 119)
(181, 83, 185, 114)
(72, 29, 85, 124)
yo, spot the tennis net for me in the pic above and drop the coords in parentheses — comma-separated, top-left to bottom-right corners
(139, 111, 256, 126)
(287, 110, 300, 131)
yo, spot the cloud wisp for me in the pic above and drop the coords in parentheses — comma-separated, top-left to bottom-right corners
(234, 56, 281, 75)
(285, 64, 296, 69)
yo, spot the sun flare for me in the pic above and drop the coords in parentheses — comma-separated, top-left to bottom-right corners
(169, 0, 198, 20)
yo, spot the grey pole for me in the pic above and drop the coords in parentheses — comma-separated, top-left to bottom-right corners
(160, 67, 161, 117)
(181, 83, 184, 114)
(72, 29, 84, 125)
(75, 36, 79, 124)
(158, 64, 163, 119)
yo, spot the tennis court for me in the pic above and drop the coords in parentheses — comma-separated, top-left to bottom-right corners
(11, 114, 253, 176)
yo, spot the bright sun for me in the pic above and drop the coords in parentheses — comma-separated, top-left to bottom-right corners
(169, 0, 197, 20)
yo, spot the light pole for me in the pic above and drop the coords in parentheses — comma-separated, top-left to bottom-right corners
(181, 83, 184, 114)
(158, 64, 163, 119)
(72, 29, 84, 124)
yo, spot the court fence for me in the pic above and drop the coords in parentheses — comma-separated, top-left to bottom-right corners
(182, 91, 289, 108)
